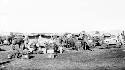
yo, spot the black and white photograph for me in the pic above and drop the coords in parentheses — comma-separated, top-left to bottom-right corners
(0, 0, 125, 70)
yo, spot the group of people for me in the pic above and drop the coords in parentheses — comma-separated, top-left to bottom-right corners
(0, 32, 92, 59)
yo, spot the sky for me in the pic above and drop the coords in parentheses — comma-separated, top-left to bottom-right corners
(0, 0, 125, 33)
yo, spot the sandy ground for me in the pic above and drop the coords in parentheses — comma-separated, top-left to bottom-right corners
(0, 45, 125, 70)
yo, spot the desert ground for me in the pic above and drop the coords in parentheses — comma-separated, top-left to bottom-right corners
(0, 45, 125, 70)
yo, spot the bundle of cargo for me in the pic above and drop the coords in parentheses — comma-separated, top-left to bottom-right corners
(22, 54, 30, 59)
(3, 40, 10, 45)
(37, 47, 47, 54)
(41, 47, 47, 54)
(47, 48, 55, 58)
(45, 42, 58, 58)
(21, 49, 30, 59)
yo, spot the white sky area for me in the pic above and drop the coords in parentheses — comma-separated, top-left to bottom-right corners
(0, 0, 125, 33)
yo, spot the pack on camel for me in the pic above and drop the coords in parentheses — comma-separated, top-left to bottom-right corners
(11, 37, 25, 50)
(0, 36, 13, 45)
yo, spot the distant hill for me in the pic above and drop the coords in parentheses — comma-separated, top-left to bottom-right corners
(86, 30, 124, 36)
(0, 30, 124, 36)
(107, 30, 123, 35)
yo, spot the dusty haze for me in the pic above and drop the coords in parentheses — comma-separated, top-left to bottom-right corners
(0, 0, 125, 33)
